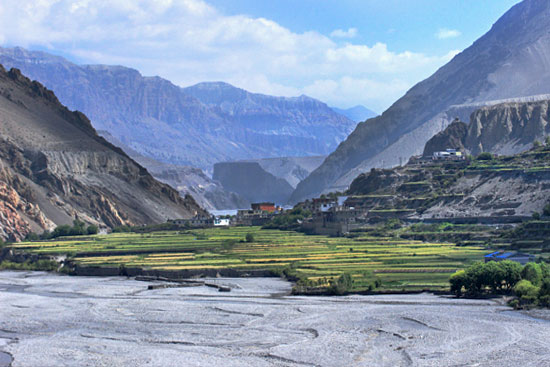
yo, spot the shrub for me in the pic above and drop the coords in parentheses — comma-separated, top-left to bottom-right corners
(544, 204, 550, 217)
(532, 212, 541, 220)
(450, 270, 466, 296)
(521, 263, 542, 286)
(514, 280, 540, 304)
(533, 140, 542, 148)
(245, 233, 255, 243)
(86, 225, 99, 235)
(329, 272, 354, 295)
(477, 152, 493, 161)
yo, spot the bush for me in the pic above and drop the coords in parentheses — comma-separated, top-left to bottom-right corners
(543, 204, 550, 217)
(514, 280, 540, 304)
(450, 270, 466, 296)
(86, 225, 99, 235)
(329, 272, 354, 295)
(532, 212, 541, 220)
(533, 140, 542, 148)
(245, 233, 255, 243)
(477, 152, 493, 161)
(521, 263, 542, 286)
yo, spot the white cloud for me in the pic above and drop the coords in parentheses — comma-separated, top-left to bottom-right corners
(330, 28, 358, 39)
(436, 28, 462, 39)
(0, 0, 457, 112)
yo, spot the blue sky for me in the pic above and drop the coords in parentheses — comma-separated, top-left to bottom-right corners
(0, 0, 521, 112)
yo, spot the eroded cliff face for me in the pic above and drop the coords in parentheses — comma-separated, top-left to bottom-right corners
(422, 100, 550, 157)
(0, 65, 205, 241)
(466, 100, 550, 155)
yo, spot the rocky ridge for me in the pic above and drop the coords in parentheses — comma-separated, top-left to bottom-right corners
(0, 66, 205, 241)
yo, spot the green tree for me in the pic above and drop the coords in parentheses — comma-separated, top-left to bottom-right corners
(499, 261, 523, 291)
(86, 225, 99, 235)
(533, 140, 542, 148)
(450, 270, 466, 296)
(245, 233, 255, 243)
(477, 152, 493, 161)
(521, 263, 542, 286)
(514, 280, 540, 304)
(538, 278, 550, 307)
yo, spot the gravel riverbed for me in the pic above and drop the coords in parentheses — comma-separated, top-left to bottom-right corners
(0, 271, 549, 366)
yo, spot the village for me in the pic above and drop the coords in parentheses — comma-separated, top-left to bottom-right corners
(167, 147, 546, 266)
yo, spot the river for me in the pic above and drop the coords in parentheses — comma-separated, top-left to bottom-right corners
(0, 271, 549, 366)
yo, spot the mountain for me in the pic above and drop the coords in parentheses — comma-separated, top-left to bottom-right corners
(331, 105, 378, 122)
(213, 162, 294, 205)
(0, 66, 205, 241)
(291, 0, 550, 203)
(98, 131, 250, 211)
(423, 99, 550, 157)
(212, 156, 325, 205)
(0, 48, 357, 171)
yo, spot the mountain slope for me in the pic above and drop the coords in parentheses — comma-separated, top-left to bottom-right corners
(98, 130, 249, 211)
(291, 0, 550, 202)
(0, 66, 204, 241)
(0, 48, 357, 171)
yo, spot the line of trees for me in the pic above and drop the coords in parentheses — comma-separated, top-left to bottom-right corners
(450, 261, 550, 308)
(25, 219, 98, 241)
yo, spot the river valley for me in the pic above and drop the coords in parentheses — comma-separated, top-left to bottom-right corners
(0, 271, 549, 366)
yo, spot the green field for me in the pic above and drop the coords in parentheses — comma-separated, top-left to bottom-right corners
(11, 226, 487, 292)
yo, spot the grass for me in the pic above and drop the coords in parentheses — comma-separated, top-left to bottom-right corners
(11, 226, 488, 292)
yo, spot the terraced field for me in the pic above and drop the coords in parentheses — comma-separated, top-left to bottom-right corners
(11, 227, 488, 292)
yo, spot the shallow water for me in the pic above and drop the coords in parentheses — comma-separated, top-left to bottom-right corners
(0, 271, 549, 366)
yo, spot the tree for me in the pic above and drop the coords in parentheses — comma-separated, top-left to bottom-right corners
(450, 270, 466, 296)
(533, 212, 541, 220)
(538, 278, 550, 307)
(499, 261, 523, 291)
(86, 225, 99, 235)
(521, 263, 542, 286)
(533, 140, 542, 148)
(546, 135, 550, 147)
(477, 152, 493, 161)
(245, 233, 255, 243)
(514, 280, 539, 304)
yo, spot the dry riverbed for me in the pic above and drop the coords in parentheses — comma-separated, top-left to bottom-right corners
(0, 271, 549, 366)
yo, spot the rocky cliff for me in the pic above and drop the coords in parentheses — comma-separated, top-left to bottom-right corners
(291, 0, 550, 203)
(213, 162, 294, 205)
(212, 156, 325, 205)
(0, 66, 205, 241)
(423, 99, 550, 157)
(0, 48, 357, 171)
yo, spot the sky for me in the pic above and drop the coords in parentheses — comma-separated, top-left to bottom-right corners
(0, 0, 521, 112)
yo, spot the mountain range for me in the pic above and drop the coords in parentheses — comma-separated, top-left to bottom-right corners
(0, 66, 204, 241)
(0, 47, 357, 172)
(291, 0, 550, 203)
